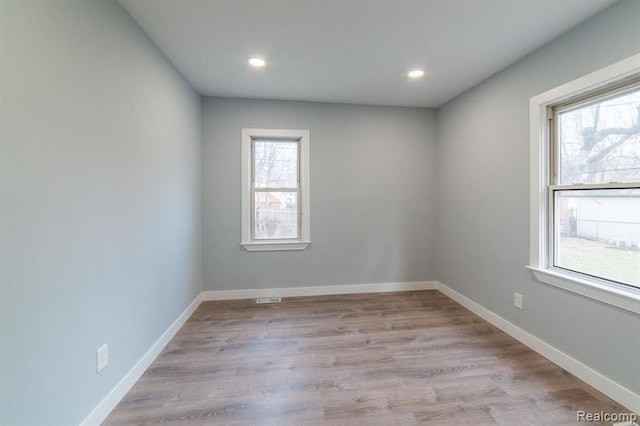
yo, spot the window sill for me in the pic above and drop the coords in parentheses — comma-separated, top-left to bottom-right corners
(526, 266, 640, 315)
(241, 241, 311, 252)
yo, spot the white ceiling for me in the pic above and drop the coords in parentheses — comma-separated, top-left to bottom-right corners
(119, 0, 618, 107)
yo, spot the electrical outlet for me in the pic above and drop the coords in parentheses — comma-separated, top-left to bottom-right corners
(96, 343, 108, 373)
(514, 293, 523, 310)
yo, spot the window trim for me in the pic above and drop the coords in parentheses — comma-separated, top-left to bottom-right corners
(241, 128, 310, 251)
(528, 53, 640, 315)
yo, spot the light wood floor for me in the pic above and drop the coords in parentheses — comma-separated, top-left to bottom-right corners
(104, 291, 632, 425)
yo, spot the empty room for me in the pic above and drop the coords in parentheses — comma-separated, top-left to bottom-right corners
(1, 0, 639, 425)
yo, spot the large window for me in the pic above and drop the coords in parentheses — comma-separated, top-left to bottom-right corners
(529, 54, 640, 314)
(241, 129, 310, 251)
(551, 83, 640, 288)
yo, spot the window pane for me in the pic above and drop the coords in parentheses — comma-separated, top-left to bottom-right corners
(253, 140, 298, 188)
(558, 86, 640, 184)
(254, 191, 298, 239)
(554, 188, 640, 287)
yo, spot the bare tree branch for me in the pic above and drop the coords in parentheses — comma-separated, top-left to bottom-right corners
(587, 135, 632, 165)
(581, 104, 640, 155)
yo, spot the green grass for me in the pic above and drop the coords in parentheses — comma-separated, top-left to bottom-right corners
(557, 237, 640, 287)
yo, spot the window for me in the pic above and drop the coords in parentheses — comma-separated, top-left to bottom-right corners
(551, 84, 640, 287)
(529, 53, 640, 314)
(241, 128, 310, 251)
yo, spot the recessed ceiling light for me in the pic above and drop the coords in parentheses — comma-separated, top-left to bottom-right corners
(249, 57, 266, 67)
(408, 69, 425, 78)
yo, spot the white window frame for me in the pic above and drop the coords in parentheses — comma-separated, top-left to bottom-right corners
(528, 53, 640, 315)
(241, 128, 311, 251)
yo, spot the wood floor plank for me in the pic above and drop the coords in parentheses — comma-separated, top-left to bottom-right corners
(103, 291, 635, 425)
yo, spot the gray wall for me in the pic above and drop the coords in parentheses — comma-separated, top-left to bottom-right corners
(0, 1, 202, 424)
(203, 98, 436, 290)
(435, 0, 640, 395)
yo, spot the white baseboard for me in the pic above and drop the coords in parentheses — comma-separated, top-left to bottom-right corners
(435, 281, 640, 414)
(80, 293, 202, 426)
(201, 281, 437, 301)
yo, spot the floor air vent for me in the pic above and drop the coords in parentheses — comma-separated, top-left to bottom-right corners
(256, 297, 282, 304)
